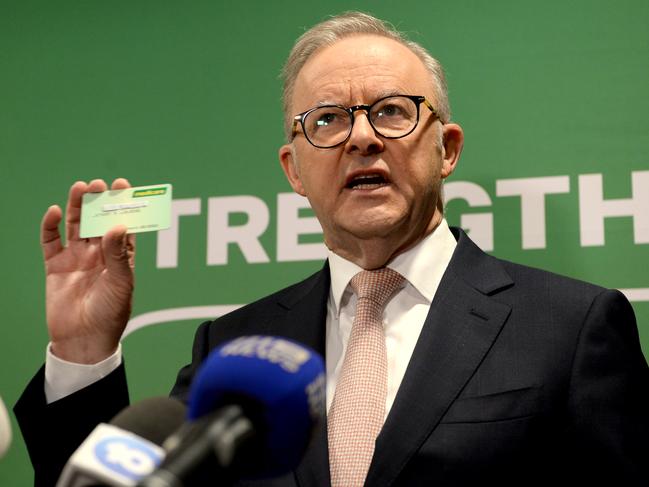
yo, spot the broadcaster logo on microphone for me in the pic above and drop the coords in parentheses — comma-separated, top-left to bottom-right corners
(219, 335, 311, 373)
(94, 435, 163, 480)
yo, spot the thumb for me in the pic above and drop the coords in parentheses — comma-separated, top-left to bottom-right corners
(102, 225, 133, 282)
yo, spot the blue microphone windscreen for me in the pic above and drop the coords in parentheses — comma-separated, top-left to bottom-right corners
(187, 335, 325, 475)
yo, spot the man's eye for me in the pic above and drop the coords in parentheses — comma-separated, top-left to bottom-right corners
(315, 112, 339, 126)
(377, 104, 403, 117)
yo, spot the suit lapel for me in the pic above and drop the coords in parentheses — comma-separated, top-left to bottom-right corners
(272, 264, 330, 357)
(365, 228, 513, 486)
(272, 264, 332, 487)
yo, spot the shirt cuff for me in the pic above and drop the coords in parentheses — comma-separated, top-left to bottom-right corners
(44, 343, 123, 404)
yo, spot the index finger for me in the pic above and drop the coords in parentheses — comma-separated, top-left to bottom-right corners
(66, 179, 108, 242)
(64, 181, 88, 242)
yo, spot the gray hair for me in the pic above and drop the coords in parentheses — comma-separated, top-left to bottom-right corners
(280, 11, 451, 140)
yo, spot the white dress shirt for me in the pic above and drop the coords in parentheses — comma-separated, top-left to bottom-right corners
(45, 220, 457, 409)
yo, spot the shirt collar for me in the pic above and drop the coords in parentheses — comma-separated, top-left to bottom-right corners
(327, 219, 457, 317)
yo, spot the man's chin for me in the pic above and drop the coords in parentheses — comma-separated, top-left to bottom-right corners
(338, 217, 404, 240)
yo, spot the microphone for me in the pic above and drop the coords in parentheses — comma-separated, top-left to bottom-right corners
(0, 394, 12, 459)
(56, 396, 186, 487)
(139, 335, 325, 486)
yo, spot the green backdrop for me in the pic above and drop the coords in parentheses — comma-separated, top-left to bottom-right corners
(2, 0, 647, 483)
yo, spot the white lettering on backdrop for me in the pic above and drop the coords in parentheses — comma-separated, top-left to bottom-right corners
(123, 170, 649, 336)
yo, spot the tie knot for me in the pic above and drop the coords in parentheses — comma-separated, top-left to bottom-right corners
(350, 267, 405, 307)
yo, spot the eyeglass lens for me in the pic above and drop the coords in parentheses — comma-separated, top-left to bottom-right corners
(303, 96, 419, 147)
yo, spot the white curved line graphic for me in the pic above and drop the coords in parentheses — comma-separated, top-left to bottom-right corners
(123, 288, 648, 338)
(123, 304, 243, 338)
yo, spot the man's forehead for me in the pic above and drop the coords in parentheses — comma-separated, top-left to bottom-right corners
(312, 87, 412, 106)
(294, 35, 431, 106)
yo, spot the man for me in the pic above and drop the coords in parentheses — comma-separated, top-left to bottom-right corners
(15, 11, 649, 487)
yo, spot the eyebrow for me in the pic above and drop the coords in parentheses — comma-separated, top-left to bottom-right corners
(374, 89, 405, 100)
(314, 99, 340, 107)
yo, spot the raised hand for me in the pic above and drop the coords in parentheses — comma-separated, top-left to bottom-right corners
(42, 178, 136, 364)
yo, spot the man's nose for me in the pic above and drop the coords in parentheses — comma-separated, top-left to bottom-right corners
(345, 111, 384, 155)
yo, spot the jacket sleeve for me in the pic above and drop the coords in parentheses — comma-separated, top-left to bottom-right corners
(566, 289, 649, 485)
(13, 363, 129, 487)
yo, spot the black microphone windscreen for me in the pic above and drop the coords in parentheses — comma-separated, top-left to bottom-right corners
(110, 396, 186, 446)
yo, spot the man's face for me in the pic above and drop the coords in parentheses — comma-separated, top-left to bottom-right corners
(279, 34, 463, 262)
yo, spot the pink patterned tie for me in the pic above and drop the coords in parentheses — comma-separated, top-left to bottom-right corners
(328, 267, 405, 487)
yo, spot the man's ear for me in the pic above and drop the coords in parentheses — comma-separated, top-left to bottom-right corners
(279, 144, 307, 196)
(440, 123, 464, 179)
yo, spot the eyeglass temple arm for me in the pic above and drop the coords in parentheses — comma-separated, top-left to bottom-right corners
(290, 115, 302, 139)
(422, 97, 440, 119)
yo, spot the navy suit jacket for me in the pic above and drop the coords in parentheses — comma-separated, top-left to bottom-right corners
(15, 228, 649, 486)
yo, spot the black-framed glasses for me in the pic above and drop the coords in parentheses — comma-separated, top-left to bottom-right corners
(290, 94, 439, 149)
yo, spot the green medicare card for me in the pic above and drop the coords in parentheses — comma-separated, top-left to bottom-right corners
(79, 184, 172, 238)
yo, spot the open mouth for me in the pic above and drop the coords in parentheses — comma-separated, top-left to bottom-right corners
(346, 173, 390, 190)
